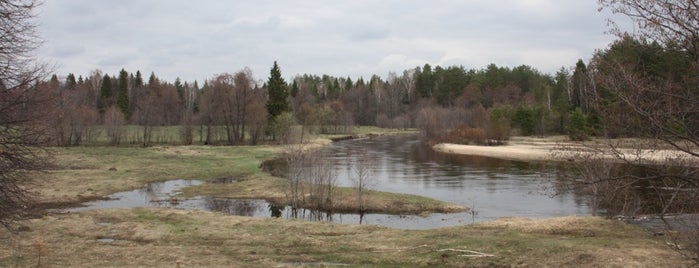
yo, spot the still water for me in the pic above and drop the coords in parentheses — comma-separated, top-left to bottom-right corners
(67, 135, 592, 229)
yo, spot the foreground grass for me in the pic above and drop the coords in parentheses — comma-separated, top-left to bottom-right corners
(0, 208, 687, 267)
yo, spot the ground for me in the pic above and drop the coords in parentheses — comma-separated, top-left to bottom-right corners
(434, 136, 698, 165)
(0, 209, 689, 267)
(0, 130, 692, 267)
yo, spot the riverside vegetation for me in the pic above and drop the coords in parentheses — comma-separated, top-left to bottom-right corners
(0, 127, 691, 267)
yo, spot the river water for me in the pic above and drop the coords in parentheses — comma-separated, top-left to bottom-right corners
(66, 135, 593, 229)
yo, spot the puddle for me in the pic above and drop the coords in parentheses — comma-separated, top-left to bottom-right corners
(66, 179, 204, 212)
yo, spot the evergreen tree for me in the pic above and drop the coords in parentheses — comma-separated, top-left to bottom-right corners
(49, 74, 59, 89)
(117, 68, 130, 119)
(571, 59, 590, 113)
(344, 76, 353, 90)
(266, 61, 290, 120)
(135, 70, 144, 88)
(148, 72, 158, 88)
(290, 79, 299, 97)
(98, 74, 113, 113)
(416, 64, 434, 98)
(175, 77, 184, 99)
(568, 107, 590, 141)
(65, 73, 77, 90)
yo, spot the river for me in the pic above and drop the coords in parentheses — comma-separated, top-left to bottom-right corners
(66, 134, 593, 229)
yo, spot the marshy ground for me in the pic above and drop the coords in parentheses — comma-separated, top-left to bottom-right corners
(0, 129, 692, 267)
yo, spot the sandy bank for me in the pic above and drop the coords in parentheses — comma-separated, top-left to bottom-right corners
(433, 136, 698, 164)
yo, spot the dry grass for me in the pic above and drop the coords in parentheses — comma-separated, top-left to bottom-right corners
(12, 131, 689, 266)
(0, 208, 688, 267)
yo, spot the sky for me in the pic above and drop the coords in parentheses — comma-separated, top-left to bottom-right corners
(36, 0, 630, 83)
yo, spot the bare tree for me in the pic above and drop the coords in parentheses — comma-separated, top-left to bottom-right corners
(557, 0, 699, 262)
(0, 0, 49, 228)
(180, 82, 197, 145)
(350, 148, 375, 216)
(284, 144, 337, 214)
(103, 106, 125, 146)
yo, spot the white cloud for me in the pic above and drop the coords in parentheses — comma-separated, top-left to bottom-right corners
(36, 0, 622, 82)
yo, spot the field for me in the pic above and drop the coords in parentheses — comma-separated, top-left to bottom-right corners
(0, 127, 690, 267)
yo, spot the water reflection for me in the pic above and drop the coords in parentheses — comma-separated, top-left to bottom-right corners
(323, 135, 591, 224)
(63, 135, 596, 229)
(67, 179, 204, 211)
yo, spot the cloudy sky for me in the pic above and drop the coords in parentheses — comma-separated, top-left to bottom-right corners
(36, 0, 628, 83)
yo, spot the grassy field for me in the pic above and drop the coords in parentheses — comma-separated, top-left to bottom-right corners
(0, 209, 687, 267)
(2, 127, 690, 267)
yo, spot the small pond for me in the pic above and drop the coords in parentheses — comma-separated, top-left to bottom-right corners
(62, 135, 595, 230)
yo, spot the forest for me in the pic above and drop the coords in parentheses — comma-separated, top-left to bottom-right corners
(27, 30, 695, 149)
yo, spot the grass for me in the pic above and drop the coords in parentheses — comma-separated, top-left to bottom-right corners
(0, 208, 688, 267)
(10, 126, 689, 266)
(36, 144, 280, 204)
(36, 127, 460, 215)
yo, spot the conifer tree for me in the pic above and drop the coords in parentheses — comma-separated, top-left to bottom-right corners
(98, 74, 112, 113)
(117, 68, 130, 119)
(266, 61, 290, 120)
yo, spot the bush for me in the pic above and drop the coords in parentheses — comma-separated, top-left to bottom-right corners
(568, 108, 590, 141)
(445, 125, 487, 145)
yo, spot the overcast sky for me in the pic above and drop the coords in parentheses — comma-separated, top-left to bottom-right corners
(36, 0, 628, 83)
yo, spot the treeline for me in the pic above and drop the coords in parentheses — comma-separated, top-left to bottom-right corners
(30, 33, 692, 147)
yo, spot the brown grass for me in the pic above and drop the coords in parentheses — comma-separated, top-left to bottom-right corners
(0, 208, 688, 267)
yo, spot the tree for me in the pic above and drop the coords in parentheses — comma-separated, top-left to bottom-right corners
(351, 148, 374, 217)
(266, 61, 290, 121)
(561, 1, 699, 261)
(65, 73, 77, 90)
(104, 106, 125, 145)
(98, 74, 113, 114)
(0, 0, 49, 228)
(117, 68, 130, 119)
(269, 111, 296, 144)
(567, 108, 589, 141)
(599, 0, 699, 61)
(571, 59, 591, 113)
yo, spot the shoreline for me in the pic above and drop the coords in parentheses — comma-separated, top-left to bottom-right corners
(433, 136, 698, 165)
(432, 136, 568, 162)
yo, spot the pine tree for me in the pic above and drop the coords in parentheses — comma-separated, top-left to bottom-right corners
(290, 80, 299, 97)
(117, 68, 130, 119)
(65, 73, 76, 90)
(135, 70, 144, 88)
(266, 61, 290, 120)
(98, 74, 113, 113)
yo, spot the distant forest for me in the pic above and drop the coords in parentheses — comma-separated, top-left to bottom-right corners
(28, 34, 696, 147)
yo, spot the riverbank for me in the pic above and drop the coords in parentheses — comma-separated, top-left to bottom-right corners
(434, 135, 698, 164)
(0, 208, 688, 267)
(33, 128, 461, 216)
(7, 130, 692, 266)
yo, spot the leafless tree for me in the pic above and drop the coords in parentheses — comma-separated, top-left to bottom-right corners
(558, 0, 699, 262)
(180, 82, 197, 145)
(0, 0, 50, 228)
(284, 144, 337, 213)
(350, 148, 375, 215)
(103, 106, 125, 146)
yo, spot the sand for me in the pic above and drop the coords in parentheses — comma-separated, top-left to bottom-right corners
(433, 136, 698, 165)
